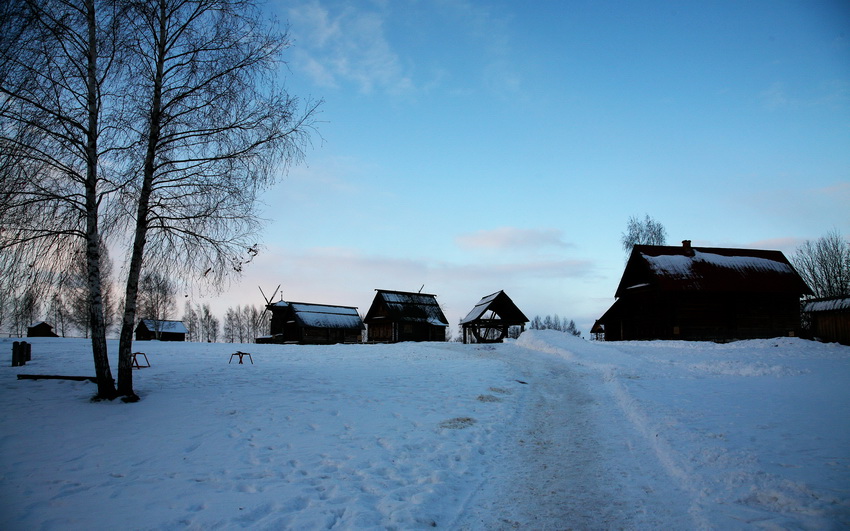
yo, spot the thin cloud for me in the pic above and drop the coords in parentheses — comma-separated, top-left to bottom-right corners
(288, 1, 413, 95)
(455, 227, 571, 251)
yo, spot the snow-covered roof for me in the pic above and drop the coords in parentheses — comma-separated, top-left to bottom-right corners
(460, 290, 528, 325)
(140, 319, 188, 334)
(614, 244, 812, 297)
(803, 297, 850, 313)
(365, 290, 448, 326)
(288, 303, 364, 329)
(644, 251, 794, 278)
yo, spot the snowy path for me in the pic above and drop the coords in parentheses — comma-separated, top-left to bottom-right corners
(454, 341, 698, 529)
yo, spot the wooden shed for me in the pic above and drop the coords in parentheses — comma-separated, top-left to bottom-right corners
(460, 290, 528, 343)
(803, 296, 850, 345)
(364, 290, 448, 343)
(266, 301, 364, 344)
(135, 319, 188, 341)
(27, 321, 59, 338)
(596, 241, 812, 341)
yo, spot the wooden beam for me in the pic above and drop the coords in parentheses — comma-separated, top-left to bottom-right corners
(17, 374, 97, 383)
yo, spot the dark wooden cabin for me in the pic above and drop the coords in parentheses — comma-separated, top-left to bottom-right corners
(460, 290, 528, 343)
(364, 290, 448, 343)
(596, 240, 812, 341)
(803, 296, 850, 345)
(266, 301, 364, 344)
(135, 319, 187, 341)
(27, 321, 59, 338)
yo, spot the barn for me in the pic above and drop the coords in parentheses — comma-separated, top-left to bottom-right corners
(364, 290, 448, 343)
(460, 290, 528, 344)
(266, 301, 364, 344)
(803, 296, 850, 345)
(27, 321, 59, 338)
(135, 319, 188, 341)
(596, 240, 812, 341)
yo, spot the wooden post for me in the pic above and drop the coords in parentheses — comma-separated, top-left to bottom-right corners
(23, 341, 31, 362)
(12, 341, 22, 367)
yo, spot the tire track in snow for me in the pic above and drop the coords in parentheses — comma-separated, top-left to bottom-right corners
(453, 342, 696, 529)
(513, 335, 712, 529)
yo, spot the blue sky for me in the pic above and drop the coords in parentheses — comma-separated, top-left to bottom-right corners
(206, 0, 850, 335)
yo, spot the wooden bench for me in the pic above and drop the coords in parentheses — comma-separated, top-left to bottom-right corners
(229, 351, 253, 364)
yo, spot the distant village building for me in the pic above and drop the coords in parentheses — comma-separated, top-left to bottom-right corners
(27, 321, 59, 338)
(803, 296, 850, 346)
(265, 301, 364, 344)
(135, 319, 188, 341)
(364, 290, 448, 343)
(460, 290, 528, 344)
(596, 241, 812, 341)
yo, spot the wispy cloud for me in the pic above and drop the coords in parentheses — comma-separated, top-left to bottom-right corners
(287, 1, 413, 95)
(455, 227, 571, 251)
(760, 80, 850, 111)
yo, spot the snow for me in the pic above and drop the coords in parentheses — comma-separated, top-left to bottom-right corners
(804, 297, 850, 313)
(2, 333, 849, 529)
(460, 292, 501, 324)
(288, 303, 363, 329)
(644, 250, 793, 278)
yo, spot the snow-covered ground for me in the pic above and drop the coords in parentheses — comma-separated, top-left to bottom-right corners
(1, 332, 848, 530)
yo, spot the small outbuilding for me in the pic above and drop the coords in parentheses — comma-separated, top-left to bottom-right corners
(27, 321, 59, 338)
(135, 319, 188, 341)
(364, 289, 448, 343)
(596, 240, 812, 341)
(803, 296, 850, 345)
(266, 301, 364, 344)
(460, 290, 528, 343)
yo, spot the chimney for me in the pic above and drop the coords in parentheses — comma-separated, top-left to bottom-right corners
(682, 240, 694, 256)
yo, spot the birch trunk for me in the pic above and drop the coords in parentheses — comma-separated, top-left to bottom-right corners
(84, 0, 116, 400)
(117, 0, 167, 399)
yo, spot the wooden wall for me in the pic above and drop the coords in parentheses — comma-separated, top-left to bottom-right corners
(810, 311, 850, 345)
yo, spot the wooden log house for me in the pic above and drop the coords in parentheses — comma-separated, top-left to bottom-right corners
(803, 296, 850, 345)
(596, 240, 812, 341)
(266, 301, 364, 344)
(135, 319, 188, 341)
(364, 290, 448, 342)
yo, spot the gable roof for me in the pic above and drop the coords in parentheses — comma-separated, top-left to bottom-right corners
(365, 290, 448, 326)
(615, 242, 812, 298)
(138, 319, 188, 334)
(460, 290, 529, 325)
(271, 301, 364, 329)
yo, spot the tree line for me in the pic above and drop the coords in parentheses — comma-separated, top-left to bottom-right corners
(528, 315, 582, 337)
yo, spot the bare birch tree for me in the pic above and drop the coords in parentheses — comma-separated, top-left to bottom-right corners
(1, 0, 130, 398)
(114, 0, 319, 399)
(621, 214, 667, 257)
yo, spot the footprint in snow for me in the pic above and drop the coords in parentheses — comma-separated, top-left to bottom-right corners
(439, 417, 476, 429)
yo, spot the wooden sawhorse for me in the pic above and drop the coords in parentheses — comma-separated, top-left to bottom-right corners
(229, 351, 253, 364)
(131, 352, 150, 369)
